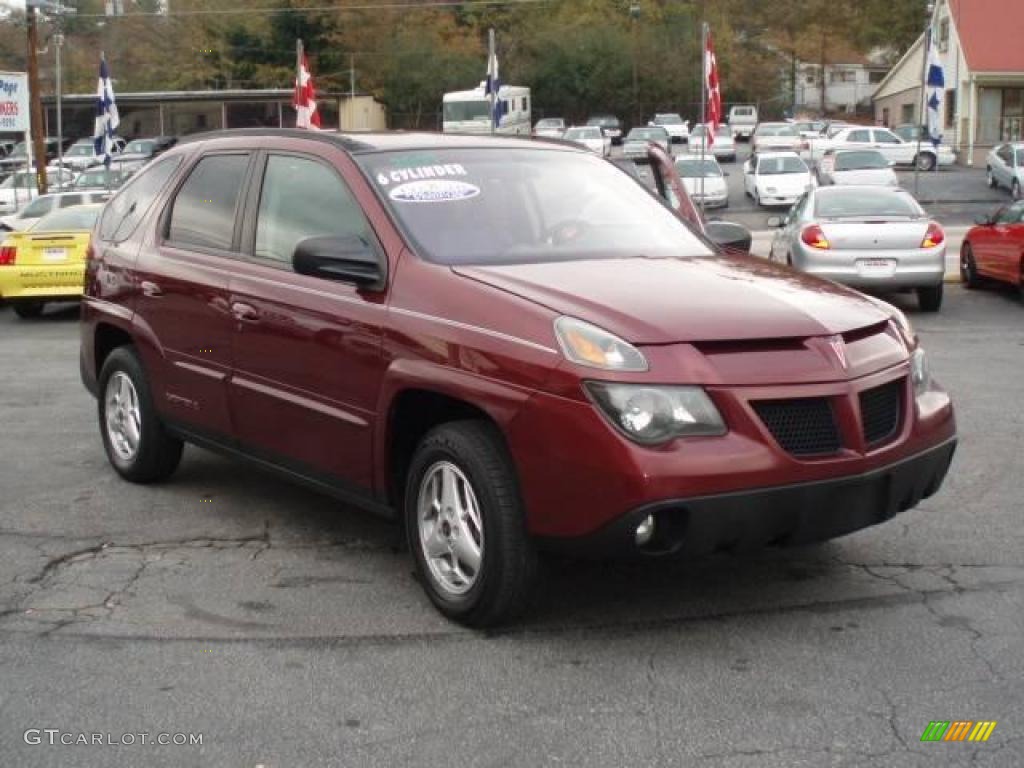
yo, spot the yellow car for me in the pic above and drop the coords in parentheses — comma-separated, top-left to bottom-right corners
(0, 203, 102, 319)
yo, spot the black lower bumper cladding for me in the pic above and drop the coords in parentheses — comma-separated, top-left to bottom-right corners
(547, 438, 957, 558)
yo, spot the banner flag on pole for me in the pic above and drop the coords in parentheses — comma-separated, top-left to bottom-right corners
(925, 32, 945, 148)
(93, 56, 120, 168)
(705, 30, 722, 148)
(294, 50, 321, 130)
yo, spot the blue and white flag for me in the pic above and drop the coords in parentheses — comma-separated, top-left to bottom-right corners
(925, 32, 945, 149)
(484, 49, 503, 129)
(93, 58, 120, 167)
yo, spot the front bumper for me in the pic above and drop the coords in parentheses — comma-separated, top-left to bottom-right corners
(546, 438, 956, 557)
(0, 263, 85, 300)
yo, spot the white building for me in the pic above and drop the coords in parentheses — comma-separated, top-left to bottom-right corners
(873, 0, 1024, 166)
(794, 51, 889, 115)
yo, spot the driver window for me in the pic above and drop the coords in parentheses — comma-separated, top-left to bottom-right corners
(873, 130, 900, 144)
(254, 154, 378, 265)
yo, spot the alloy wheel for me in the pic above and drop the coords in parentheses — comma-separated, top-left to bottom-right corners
(416, 461, 484, 596)
(104, 371, 142, 462)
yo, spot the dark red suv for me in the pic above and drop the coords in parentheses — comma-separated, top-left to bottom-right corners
(81, 130, 956, 626)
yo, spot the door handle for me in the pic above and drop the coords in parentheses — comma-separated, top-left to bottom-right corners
(140, 280, 163, 297)
(231, 302, 260, 323)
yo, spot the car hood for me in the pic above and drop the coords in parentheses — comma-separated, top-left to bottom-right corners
(452, 255, 890, 344)
(757, 173, 812, 191)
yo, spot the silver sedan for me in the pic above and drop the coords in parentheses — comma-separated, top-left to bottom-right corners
(768, 185, 946, 311)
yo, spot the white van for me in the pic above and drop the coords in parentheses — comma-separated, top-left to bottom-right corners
(728, 105, 759, 141)
(442, 84, 531, 136)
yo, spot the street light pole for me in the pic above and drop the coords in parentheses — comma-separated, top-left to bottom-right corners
(55, 31, 63, 179)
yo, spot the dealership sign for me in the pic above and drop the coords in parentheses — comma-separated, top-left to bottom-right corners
(0, 72, 29, 132)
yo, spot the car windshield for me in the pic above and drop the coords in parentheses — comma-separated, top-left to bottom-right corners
(655, 115, 683, 125)
(359, 148, 711, 266)
(587, 117, 618, 128)
(565, 128, 600, 140)
(443, 100, 490, 122)
(75, 170, 122, 187)
(756, 125, 798, 137)
(124, 140, 155, 154)
(68, 144, 94, 157)
(834, 151, 889, 171)
(627, 128, 667, 141)
(536, 119, 563, 128)
(29, 205, 102, 232)
(758, 156, 807, 174)
(0, 172, 36, 189)
(814, 189, 922, 218)
(675, 159, 722, 178)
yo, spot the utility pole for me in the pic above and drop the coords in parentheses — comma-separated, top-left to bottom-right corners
(27, 6, 48, 194)
(630, 4, 640, 127)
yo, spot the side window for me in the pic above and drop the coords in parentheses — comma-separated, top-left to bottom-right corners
(58, 194, 84, 208)
(99, 155, 182, 242)
(994, 206, 1017, 224)
(167, 154, 250, 251)
(847, 130, 871, 143)
(873, 130, 900, 144)
(254, 154, 378, 266)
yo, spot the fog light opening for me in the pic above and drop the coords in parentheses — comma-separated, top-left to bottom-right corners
(634, 515, 656, 547)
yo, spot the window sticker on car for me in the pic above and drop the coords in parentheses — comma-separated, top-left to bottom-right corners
(376, 163, 468, 186)
(388, 179, 480, 203)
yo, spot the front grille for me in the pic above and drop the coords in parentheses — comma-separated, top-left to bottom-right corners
(860, 380, 903, 447)
(752, 397, 841, 457)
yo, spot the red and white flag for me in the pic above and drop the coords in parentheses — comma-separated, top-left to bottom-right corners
(294, 52, 321, 130)
(705, 30, 722, 147)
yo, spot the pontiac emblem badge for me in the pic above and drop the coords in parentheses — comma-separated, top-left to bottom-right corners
(827, 335, 848, 369)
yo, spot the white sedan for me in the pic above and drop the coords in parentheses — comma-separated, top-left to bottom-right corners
(810, 126, 956, 171)
(675, 156, 728, 209)
(743, 151, 815, 208)
(562, 126, 610, 157)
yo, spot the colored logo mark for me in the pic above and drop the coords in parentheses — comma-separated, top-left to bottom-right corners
(920, 721, 997, 742)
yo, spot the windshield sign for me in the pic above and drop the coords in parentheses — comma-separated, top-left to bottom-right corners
(359, 148, 710, 266)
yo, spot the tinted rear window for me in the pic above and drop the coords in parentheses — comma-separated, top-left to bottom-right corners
(98, 154, 182, 242)
(167, 154, 249, 251)
(814, 189, 922, 218)
(834, 151, 889, 171)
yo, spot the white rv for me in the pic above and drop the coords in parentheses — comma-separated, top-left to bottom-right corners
(442, 84, 531, 136)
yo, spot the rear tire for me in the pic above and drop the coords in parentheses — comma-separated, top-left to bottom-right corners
(13, 301, 44, 319)
(98, 346, 183, 483)
(405, 420, 538, 627)
(986, 167, 997, 188)
(960, 242, 981, 289)
(917, 283, 944, 312)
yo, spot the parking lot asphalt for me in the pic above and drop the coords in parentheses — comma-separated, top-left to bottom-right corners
(611, 142, 1013, 233)
(0, 282, 1022, 767)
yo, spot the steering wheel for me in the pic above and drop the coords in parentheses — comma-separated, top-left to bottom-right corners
(545, 219, 590, 246)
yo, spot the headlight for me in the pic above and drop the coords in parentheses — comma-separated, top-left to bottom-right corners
(584, 382, 726, 445)
(554, 317, 647, 372)
(911, 347, 931, 397)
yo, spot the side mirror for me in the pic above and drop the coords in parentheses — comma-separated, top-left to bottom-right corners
(766, 215, 785, 228)
(705, 220, 753, 254)
(293, 234, 384, 287)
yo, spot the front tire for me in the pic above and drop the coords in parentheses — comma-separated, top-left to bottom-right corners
(98, 346, 183, 483)
(915, 152, 936, 172)
(961, 242, 981, 289)
(917, 283, 944, 312)
(405, 420, 538, 627)
(986, 167, 997, 188)
(13, 301, 44, 319)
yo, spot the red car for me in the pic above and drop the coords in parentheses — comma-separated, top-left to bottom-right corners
(961, 201, 1024, 291)
(80, 130, 957, 626)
